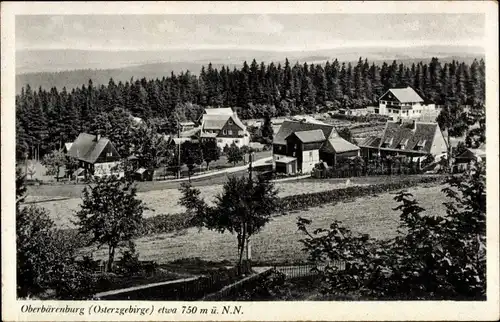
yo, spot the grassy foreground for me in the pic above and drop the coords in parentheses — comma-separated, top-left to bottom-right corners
(83, 184, 446, 265)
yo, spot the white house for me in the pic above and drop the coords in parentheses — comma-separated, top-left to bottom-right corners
(378, 86, 436, 120)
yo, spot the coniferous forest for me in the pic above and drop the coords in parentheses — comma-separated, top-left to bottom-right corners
(16, 57, 485, 160)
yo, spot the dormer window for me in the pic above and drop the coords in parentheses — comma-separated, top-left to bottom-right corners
(382, 137, 393, 148)
(399, 138, 409, 150)
(416, 139, 426, 151)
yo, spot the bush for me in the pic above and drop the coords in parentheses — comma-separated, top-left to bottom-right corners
(297, 163, 486, 300)
(117, 241, 142, 276)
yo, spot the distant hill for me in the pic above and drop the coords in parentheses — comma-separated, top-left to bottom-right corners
(16, 45, 484, 93)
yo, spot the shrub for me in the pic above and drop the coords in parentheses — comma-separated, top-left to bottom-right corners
(117, 241, 142, 276)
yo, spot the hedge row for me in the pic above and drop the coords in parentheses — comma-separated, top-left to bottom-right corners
(138, 175, 444, 236)
(279, 176, 443, 211)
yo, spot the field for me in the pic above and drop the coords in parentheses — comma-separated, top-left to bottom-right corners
(82, 185, 446, 265)
(25, 175, 436, 229)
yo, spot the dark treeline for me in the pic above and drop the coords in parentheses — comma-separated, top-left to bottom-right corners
(16, 57, 485, 160)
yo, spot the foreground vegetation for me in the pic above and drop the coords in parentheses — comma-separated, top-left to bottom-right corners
(16, 155, 484, 301)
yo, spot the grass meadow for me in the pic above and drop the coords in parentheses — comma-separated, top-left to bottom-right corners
(81, 185, 446, 265)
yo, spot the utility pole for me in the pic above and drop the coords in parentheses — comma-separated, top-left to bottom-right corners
(245, 151, 256, 272)
(177, 118, 181, 179)
(248, 151, 254, 182)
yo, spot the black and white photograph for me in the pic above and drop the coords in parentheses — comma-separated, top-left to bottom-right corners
(2, 1, 499, 321)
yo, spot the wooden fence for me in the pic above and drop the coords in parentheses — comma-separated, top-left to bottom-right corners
(93, 262, 349, 301)
(273, 261, 345, 279)
(94, 266, 240, 300)
(201, 268, 275, 301)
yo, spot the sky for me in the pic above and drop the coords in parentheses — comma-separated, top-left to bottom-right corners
(16, 14, 484, 52)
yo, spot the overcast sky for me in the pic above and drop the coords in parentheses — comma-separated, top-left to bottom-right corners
(16, 14, 484, 51)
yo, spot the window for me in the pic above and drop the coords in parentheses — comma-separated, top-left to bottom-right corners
(228, 120, 233, 125)
(228, 130, 233, 135)
(106, 152, 112, 157)
(309, 151, 313, 160)
(223, 130, 228, 135)
(235, 139, 240, 143)
(218, 139, 223, 143)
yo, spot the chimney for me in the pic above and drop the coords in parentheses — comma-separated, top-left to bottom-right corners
(96, 133, 101, 142)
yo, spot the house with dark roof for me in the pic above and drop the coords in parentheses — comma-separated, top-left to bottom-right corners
(67, 133, 123, 179)
(453, 143, 486, 172)
(359, 120, 447, 160)
(378, 86, 436, 120)
(199, 107, 250, 149)
(273, 120, 360, 174)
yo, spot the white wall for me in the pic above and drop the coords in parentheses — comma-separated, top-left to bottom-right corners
(216, 135, 250, 149)
(430, 127, 448, 157)
(94, 161, 124, 178)
(301, 149, 320, 173)
(379, 101, 437, 120)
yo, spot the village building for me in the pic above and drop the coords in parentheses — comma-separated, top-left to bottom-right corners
(273, 120, 360, 174)
(179, 121, 195, 132)
(359, 120, 448, 161)
(199, 107, 250, 149)
(453, 143, 486, 172)
(377, 86, 436, 120)
(67, 133, 123, 179)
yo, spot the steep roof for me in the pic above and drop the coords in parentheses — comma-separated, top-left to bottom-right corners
(289, 129, 326, 143)
(323, 137, 360, 153)
(378, 121, 438, 153)
(201, 114, 246, 131)
(67, 133, 119, 164)
(274, 120, 337, 145)
(358, 136, 381, 148)
(380, 86, 424, 103)
(202, 114, 229, 130)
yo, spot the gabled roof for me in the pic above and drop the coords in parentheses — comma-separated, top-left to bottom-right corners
(380, 86, 424, 103)
(67, 133, 119, 164)
(64, 142, 73, 151)
(201, 114, 246, 132)
(288, 129, 326, 143)
(274, 120, 337, 145)
(322, 137, 360, 154)
(204, 107, 234, 115)
(378, 121, 439, 153)
(358, 136, 381, 148)
(202, 115, 228, 130)
(455, 149, 477, 160)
